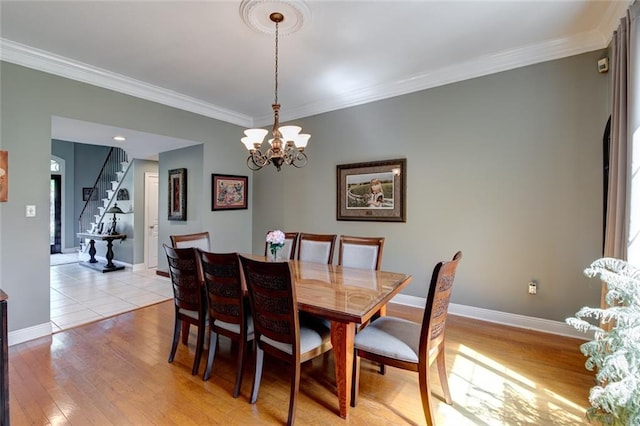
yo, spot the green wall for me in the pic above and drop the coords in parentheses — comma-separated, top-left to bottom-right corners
(0, 61, 251, 333)
(253, 50, 609, 322)
(0, 48, 609, 336)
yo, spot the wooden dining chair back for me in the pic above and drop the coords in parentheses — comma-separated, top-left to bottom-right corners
(263, 232, 299, 260)
(239, 255, 333, 426)
(163, 243, 207, 375)
(170, 232, 210, 344)
(297, 233, 337, 264)
(170, 231, 211, 251)
(338, 235, 385, 270)
(198, 250, 253, 397)
(351, 251, 463, 426)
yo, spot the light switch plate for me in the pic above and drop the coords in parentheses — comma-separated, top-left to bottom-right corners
(26, 205, 36, 217)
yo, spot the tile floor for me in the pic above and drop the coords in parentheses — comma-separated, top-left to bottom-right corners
(50, 256, 172, 332)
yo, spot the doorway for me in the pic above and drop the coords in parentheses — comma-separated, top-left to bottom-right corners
(50, 174, 61, 254)
(144, 172, 159, 269)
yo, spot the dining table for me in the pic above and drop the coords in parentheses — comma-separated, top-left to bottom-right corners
(243, 255, 413, 419)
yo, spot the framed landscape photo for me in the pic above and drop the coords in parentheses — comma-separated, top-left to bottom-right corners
(168, 168, 187, 221)
(337, 158, 406, 222)
(212, 174, 248, 211)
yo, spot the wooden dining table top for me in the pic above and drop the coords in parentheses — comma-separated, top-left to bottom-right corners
(241, 255, 413, 324)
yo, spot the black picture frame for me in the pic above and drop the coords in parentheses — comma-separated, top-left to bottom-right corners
(212, 174, 248, 211)
(168, 168, 187, 221)
(82, 187, 98, 202)
(337, 158, 407, 222)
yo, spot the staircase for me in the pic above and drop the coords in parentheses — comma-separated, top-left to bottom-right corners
(78, 147, 130, 250)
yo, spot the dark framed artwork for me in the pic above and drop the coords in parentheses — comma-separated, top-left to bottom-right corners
(168, 168, 187, 221)
(82, 187, 98, 202)
(212, 174, 248, 211)
(337, 158, 406, 222)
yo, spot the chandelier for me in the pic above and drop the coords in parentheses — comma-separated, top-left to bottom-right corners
(241, 12, 310, 172)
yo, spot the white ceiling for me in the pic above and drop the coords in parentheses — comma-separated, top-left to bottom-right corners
(0, 0, 631, 160)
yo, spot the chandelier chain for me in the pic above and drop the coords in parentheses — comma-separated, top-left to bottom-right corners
(274, 20, 279, 105)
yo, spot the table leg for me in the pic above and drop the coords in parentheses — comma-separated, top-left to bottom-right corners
(331, 321, 355, 418)
(105, 238, 116, 269)
(87, 239, 97, 263)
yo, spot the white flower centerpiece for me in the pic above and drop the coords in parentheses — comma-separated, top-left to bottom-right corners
(266, 230, 285, 261)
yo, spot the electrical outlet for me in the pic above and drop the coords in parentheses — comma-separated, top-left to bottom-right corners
(528, 281, 537, 295)
(25, 205, 36, 217)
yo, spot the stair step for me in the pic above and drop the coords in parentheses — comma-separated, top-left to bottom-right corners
(106, 189, 115, 199)
(116, 171, 124, 181)
(121, 161, 130, 172)
(111, 181, 119, 191)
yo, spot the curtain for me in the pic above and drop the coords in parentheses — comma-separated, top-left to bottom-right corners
(603, 2, 640, 314)
(604, 8, 631, 260)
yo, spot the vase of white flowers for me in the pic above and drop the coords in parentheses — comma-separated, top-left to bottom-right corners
(266, 230, 285, 261)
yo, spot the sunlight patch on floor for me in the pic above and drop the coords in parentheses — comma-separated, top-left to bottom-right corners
(444, 344, 589, 425)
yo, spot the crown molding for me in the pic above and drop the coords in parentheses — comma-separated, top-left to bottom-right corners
(1, 25, 611, 129)
(0, 38, 253, 127)
(266, 28, 609, 125)
(597, 0, 632, 45)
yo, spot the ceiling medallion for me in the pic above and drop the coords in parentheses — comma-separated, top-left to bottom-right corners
(239, 0, 311, 36)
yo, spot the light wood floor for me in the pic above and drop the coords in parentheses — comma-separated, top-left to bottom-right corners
(8, 302, 593, 425)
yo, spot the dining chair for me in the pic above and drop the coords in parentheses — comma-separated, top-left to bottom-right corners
(338, 235, 386, 371)
(198, 250, 253, 397)
(239, 255, 333, 426)
(338, 235, 385, 270)
(351, 251, 462, 426)
(263, 231, 299, 260)
(170, 231, 211, 251)
(163, 244, 207, 375)
(170, 232, 210, 344)
(297, 233, 337, 264)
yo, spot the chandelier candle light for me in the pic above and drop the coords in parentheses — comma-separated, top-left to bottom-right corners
(266, 230, 286, 261)
(241, 12, 310, 171)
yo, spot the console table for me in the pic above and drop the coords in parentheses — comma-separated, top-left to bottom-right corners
(77, 233, 126, 273)
(1, 290, 8, 425)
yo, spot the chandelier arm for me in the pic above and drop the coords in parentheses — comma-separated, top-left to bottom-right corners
(291, 152, 308, 168)
(252, 150, 271, 167)
(247, 156, 263, 171)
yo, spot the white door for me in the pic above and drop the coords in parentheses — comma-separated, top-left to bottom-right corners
(144, 172, 159, 269)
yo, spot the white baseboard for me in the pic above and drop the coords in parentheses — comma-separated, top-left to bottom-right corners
(391, 294, 591, 340)
(61, 246, 80, 254)
(8, 322, 52, 346)
(132, 263, 148, 272)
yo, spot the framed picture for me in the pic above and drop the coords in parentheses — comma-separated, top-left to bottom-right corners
(0, 150, 7, 202)
(337, 158, 406, 222)
(168, 168, 187, 221)
(82, 187, 98, 201)
(212, 174, 248, 211)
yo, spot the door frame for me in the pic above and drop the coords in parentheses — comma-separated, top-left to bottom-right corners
(50, 155, 66, 253)
(144, 172, 159, 269)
